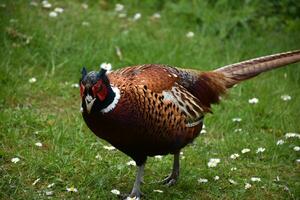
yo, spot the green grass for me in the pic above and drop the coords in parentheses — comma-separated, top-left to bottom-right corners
(1, 1, 300, 199)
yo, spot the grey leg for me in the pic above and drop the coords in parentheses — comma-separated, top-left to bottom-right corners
(162, 152, 180, 186)
(127, 164, 145, 200)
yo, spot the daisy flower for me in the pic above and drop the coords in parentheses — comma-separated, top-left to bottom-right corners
(245, 183, 252, 189)
(207, 158, 221, 168)
(49, 11, 58, 18)
(115, 4, 124, 12)
(293, 146, 300, 151)
(248, 98, 259, 104)
(126, 160, 136, 166)
(276, 140, 284, 145)
(232, 117, 242, 122)
(11, 157, 20, 163)
(35, 142, 43, 147)
(280, 95, 291, 101)
(29, 77, 37, 83)
(198, 178, 208, 183)
(153, 189, 163, 193)
(241, 148, 250, 154)
(103, 145, 115, 150)
(54, 7, 64, 13)
(228, 179, 237, 185)
(66, 186, 78, 192)
(256, 147, 265, 153)
(186, 31, 194, 38)
(250, 177, 261, 182)
(133, 13, 141, 21)
(285, 133, 300, 139)
(230, 153, 240, 160)
(111, 189, 120, 195)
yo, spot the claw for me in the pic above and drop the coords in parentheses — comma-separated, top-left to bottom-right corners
(161, 174, 178, 186)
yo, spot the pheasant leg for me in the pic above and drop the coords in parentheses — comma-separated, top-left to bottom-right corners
(127, 164, 145, 200)
(161, 152, 180, 186)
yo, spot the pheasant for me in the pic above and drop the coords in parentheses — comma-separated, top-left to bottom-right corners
(80, 50, 300, 199)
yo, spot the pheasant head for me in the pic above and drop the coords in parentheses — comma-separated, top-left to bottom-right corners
(80, 65, 118, 114)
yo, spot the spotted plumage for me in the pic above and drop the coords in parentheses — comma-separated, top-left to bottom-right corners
(79, 50, 300, 199)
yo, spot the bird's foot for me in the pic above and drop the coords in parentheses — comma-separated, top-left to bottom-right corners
(124, 189, 143, 200)
(161, 174, 178, 186)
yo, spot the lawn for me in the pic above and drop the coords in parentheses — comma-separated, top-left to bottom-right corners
(0, 1, 300, 199)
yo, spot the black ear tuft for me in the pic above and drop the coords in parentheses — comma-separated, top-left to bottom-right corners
(81, 67, 87, 79)
(98, 68, 107, 79)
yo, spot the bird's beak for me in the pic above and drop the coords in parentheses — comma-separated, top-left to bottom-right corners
(85, 94, 96, 114)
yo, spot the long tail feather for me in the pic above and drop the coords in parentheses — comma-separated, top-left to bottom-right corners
(214, 50, 300, 87)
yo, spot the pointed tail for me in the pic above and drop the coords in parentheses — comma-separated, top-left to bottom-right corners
(214, 50, 300, 88)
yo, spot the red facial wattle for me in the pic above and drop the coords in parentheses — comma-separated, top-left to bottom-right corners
(80, 83, 85, 98)
(92, 80, 108, 101)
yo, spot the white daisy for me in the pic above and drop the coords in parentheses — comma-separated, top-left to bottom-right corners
(81, 3, 88, 9)
(256, 147, 265, 153)
(198, 178, 208, 183)
(293, 146, 300, 151)
(245, 183, 252, 189)
(71, 83, 79, 88)
(280, 95, 291, 101)
(47, 183, 55, 188)
(95, 154, 102, 160)
(296, 159, 300, 163)
(186, 31, 194, 38)
(276, 140, 284, 145)
(214, 176, 220, 180)
(111, 189, 120, 195)
(231, 167, 237, 171)
(35, 142, 43, 147)
(133, 13, 141, 21)
(250, 177, 261, 182)
(126, 160, 136, 166)
(45, 190, 54, 196)
(11, 157, 20, 163)
(152, 13, 161, 19)
(285, 132, 300, 139)
(49, 11, 58, 18)
(29, 77, 37, 83)
(100, 63, 112, 71)
(228, 179, 237, 185)
(32, 178, 40, 186)
(207, 158, 221, 168)
(115, 4, 124, 12)
(230, 153, 240, 160)
(42, 1, 51, 8)
(66, 186, 78, 192)
(232, 117, 242, 122)
(103, 145, 115, 150)
(234, 128, 243, 133)
(54, 7, 64, 13)
(241, 148, 250, 154)
(248, 97, 259, 104)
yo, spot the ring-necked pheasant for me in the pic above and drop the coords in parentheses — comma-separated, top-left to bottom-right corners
(80, 50, 300, 199)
